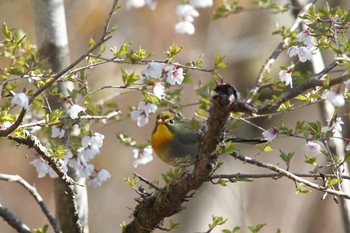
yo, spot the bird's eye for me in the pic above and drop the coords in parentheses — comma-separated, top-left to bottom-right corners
(168, 119, 174, 124)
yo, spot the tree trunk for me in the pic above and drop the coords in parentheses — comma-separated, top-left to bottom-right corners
(31, 0, 88, 232)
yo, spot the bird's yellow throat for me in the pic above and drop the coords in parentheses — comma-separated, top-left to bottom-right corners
(151, 124, 174, 153)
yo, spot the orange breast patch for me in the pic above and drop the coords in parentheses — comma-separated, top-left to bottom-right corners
(151, 124, 174, 153)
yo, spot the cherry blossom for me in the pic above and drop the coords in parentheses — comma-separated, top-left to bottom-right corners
(153, 82, 165, 99)
(287, 46, 313, 62)
(164, 65, 185, 85)
(89, 169, 111, 187)
(133, 146, 153, 167)
(82, 132, 105, 149)
(175, 21, 195, 35)
(51, 125, 65, 138)
(305, 141, 322, 156)
(262, 127, 278, 141)
(131, 110, 149, 127)
(68, 104, 86, 119)
(279, 70, 293, 88)
(126, 0, 156, 10)
(11, 92, 29, 109)
(325, 91, 345, 107)
(190, 0, 213, 8)
(142, 62, 166, 80)
(296, 28, 314, 48)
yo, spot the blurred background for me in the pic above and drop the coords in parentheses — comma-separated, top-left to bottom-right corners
(0, 0, 349, 232)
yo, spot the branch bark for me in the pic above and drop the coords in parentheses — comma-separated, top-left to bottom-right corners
(31, 1, 86, 232)
(0, 202, 32, 233)
(123, 84, 240, 233)
(231, 152, 350, 199)
(0, 174, 61, 233)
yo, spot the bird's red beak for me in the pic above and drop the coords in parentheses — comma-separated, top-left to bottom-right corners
(157, 119, 165, 125)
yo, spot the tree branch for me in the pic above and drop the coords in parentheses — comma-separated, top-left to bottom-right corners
(211, 173, 350, 181)
(247, 0, 318, 102)
(0, 202, 32, 233)
(0, 174, 61, 233)
(7, 131, 82, 231)
(123, 84, 239, 233)
(230, 152, 350, 199)
(257, 60, 346, 113)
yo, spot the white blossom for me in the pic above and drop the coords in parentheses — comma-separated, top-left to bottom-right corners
(133, 146, 153, 167)
(296, 28, 314, 48)
(30, 158, 50, 178)
(175, 21, 195, 35)
(190, 0, 213, 8)
(138, 100, 157, 115)
(262, 127, 278, 141)
(287, 46, 313, 62)
(346, 141, 350, 151)
(81, 146, 100, 161)
(131, 110, 149, 127)
(142, 62, 166, 80)
(279, 70, 293, 88)
(164, 65, 185, 85)
(68, 104, 86, 119)
(323, 117, 344, 133)
(79, 163, 94, 177)
(305, 141, 322, 156)
(176, 4, 199, 22)
(51, 125, 65, 138)
(325, 91, 345, 107)
(153, 82, 165, 99)
(11, 92, 29, 109)
(82, 132, 105, 148)
(70, 124, 81, 136)
(90, 169, 111, 187)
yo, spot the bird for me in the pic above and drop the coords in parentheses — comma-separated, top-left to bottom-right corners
(151, 111, 266, 166)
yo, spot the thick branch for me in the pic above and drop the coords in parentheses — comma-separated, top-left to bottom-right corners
(0, 202, 32, 233)
(231, 152, 350, 199)
(123, 84, 239, 233)
(7, 132, 81, 231)
(0, 174, 61, 233)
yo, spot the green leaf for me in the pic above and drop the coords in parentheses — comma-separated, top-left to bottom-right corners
(296, 183, 311, 194)
(161, 168, 181, 184)
(279, 150, 294, 169)
(209, 215, 228, 229)
(327, 177, 340, 187)
(166, 42, 182, 58)
(248, 223, 266, 233)
(45, 109, 64, 125)
(33, 224, 49, 233)
(168, 219, 180, 230)
(263, 145, 273, 152)
(124, 177, 139, 189)
(88, 37, 96, 49)
(214, 52, 228, 69)
(116, 133, 136, 147)
(100, 42, 106, 53)
(304, 155, 318, 166)
(113, 43, 131, 58)
(2, 22, 11, 38)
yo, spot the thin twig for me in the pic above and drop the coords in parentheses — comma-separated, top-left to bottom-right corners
(231, 152, 350, 199)
(133, 173, 161, 191)
(211, 173, 350, 181)
(0, 174, 61, 233)
(247, 0, 318, 103)
(257, 61, 346, 113)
